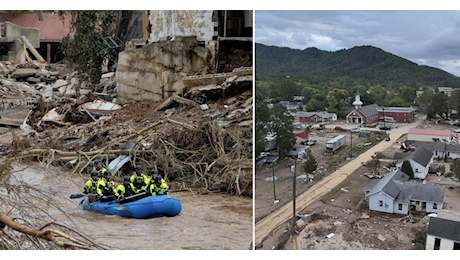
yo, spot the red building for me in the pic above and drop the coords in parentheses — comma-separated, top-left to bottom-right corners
(377, 107, 415, 123)
(346, 89, 415, 124)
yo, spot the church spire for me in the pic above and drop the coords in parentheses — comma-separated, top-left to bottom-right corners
(353, 88, 363, 110)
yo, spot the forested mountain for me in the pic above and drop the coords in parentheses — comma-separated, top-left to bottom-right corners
(256, 43, 460, 87)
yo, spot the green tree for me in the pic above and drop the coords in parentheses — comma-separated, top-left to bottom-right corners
(427, 92, 449, 119)
(399, 86, 416, 105)
(270, 104, 295, 158)
(451, 159, 460, 181)
(368, 85, 388, 106)
(303, 150, 317, 175)
(326, 88, 349, 115)
(255, 91, 271, 157)
(418, 89, 434, 115)
(59, 10, 119, 84)
(401, 160, 414, 179)
(301, 86, 320, 104)
(306, 93, 328, 111)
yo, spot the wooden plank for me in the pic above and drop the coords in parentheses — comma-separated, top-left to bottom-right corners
(142, 10, 150, 43)
(47, 43, 51, 63)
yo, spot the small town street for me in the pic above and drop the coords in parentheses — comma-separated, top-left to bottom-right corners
(255, 116, 425, 247)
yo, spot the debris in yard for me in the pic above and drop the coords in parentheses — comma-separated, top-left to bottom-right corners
(326, 233, 335, 238)
(361, 213, 370, 219)
(340, 188, 349, 193)
(333, 221, 342, 226)
(377, 234, 386, 242)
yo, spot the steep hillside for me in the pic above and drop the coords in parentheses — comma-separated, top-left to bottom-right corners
(256, 43, 458, 86)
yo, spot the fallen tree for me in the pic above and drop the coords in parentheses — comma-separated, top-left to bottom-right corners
(17, 118, 253, 196)
(0, 160, 110, 250)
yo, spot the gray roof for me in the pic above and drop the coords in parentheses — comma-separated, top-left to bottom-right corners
(395, 182, 446, 203)
(376, 107, 415, 113)
(364, 169, 445, 203)
(356, 104, 380, 118)
(399, 147, 433, 167)
(364, 170, 409, 199)
(405, 140, 460, 153)
(428, 216, 460, 242)
(298, 111, 336, 118)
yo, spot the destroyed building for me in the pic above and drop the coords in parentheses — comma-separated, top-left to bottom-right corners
(0, 12, 70, 63)
(116, 10, 252, 102)
(0, 10, 253, 197)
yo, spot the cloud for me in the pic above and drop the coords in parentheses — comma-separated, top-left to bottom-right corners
(255, 10, 460, 76)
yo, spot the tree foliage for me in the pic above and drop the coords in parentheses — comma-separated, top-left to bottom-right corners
(326, 88, 349, 116)
(401, 160, 414, 179)
(303, 150, 317, 174)
(270, 104, 295, 158)
(59, 11, 119, 84)
(451, 159, 460, 181)
(255, 91, 271, 157)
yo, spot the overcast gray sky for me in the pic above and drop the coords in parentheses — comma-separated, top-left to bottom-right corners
(255, 10, 460, 76)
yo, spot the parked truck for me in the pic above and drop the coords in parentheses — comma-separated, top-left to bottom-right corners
(325, 135, 346, 155)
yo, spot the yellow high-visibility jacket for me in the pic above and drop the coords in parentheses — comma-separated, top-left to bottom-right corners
(130, 173, 149, 190)
(93, 167, 107, 178)
(116, 183, 138, 198)
(96, 178, 116, 196)
(149, 181, 169, 196)
(82, 177, 100, 194)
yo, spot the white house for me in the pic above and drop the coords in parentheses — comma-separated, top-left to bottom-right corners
(438, 87, 454, 97)
(395, 147, 434, 179)
(404, 140, 460, 160)
(364, 170, 446, 215)
(426, 210, 460, 250)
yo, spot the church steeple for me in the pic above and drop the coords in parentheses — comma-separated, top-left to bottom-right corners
(353, 88, 363, 110)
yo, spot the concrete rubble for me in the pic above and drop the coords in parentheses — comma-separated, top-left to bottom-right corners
(1, 58, 253, 197)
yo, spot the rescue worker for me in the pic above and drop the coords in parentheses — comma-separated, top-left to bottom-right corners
(149, 175, 169, 196)
(97, 170, 116, 201)
(82, 170, 99, 195)
(116, 176, 138, 198)
(150, 169, 165, 184)
(130, 165, 149, 191)
(93, 159, 107, 177)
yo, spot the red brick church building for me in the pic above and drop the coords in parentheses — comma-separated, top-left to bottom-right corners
(346, 89, 415, 124)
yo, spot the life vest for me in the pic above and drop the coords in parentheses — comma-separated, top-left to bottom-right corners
(97, 179, 115, 196)
(83, 178, 99, 194)
(117, 183, 137, 197)
(131, 174, 147, 190)
(149, 181, 169, 196)
(93, 167, 107, 178)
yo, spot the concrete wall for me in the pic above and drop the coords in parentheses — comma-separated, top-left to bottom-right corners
(0, 22, 39, 47)
(147, 11, 214, 43)
(116, 36, 211, 102)
(408, 134, 451, 142)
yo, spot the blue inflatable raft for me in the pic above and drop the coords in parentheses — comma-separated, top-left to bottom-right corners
(82, 194, 182, 219)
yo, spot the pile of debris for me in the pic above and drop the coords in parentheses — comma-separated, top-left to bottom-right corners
(2, 61, 253, 197)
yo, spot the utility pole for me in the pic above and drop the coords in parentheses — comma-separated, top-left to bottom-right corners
(350, 130, 353, 159)
(272, 164, 278, 203)
(383, 106, 386, 136)
(292, 158, 297, 235)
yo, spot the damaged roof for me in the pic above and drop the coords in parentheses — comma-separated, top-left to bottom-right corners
(364, 170, 409, 199)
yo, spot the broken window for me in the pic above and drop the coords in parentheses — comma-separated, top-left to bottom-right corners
(379, 200, 383, 207)
(454, 242, 460, 250)
(433, 203, 437, 210)
(398, 204, 402, 210)
(434, 238, 441, 250)
(415, 168, 419, 172)
(416, 201, 420, 205)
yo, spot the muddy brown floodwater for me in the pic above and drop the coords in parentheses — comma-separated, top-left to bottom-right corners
(12, 164, 253, 250)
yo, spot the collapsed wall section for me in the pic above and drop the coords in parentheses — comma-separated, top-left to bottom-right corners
(116, 36, 211, 102)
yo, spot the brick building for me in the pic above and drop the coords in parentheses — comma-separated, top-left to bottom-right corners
(377, 107, 415, 123)
(347, 88, 415, 124)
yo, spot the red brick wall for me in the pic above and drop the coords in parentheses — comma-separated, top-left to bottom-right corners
(379, 111, 414, 123)
(299, 115, 322, 123)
